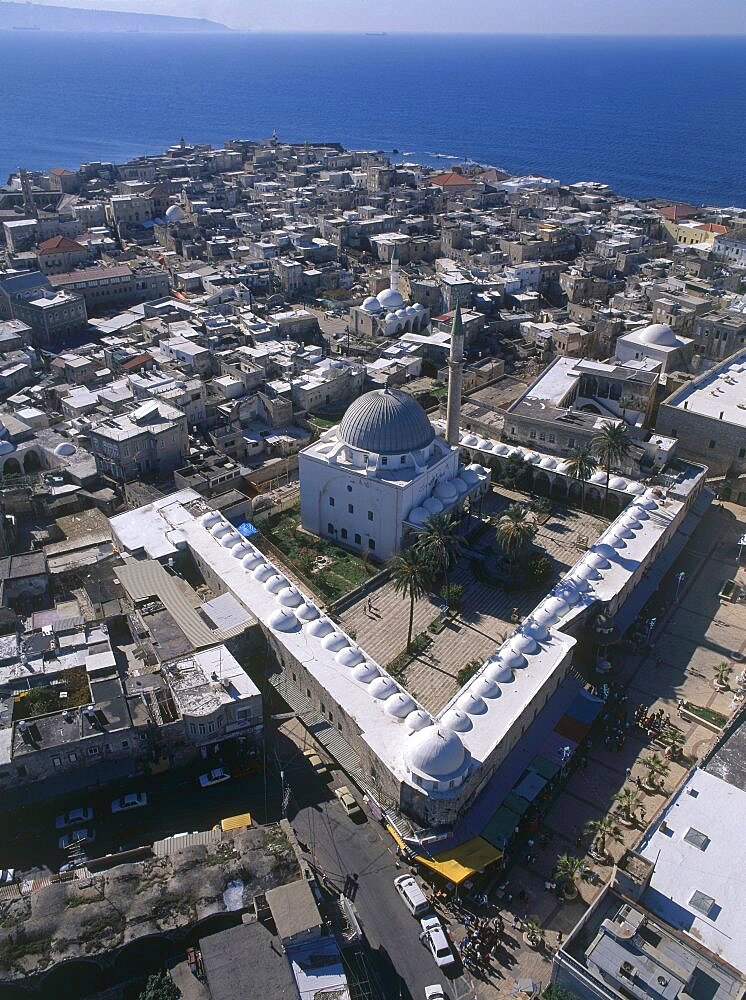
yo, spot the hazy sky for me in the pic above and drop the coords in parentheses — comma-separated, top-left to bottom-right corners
(37, 0, 746, 34)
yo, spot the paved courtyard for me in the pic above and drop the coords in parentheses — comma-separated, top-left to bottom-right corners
(449, 498, 746, 999)
(338, 489, 606, 713)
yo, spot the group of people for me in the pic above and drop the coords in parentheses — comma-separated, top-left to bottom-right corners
(459, 913, 504, 970)
(634, 704, 672, 746)
(598, 683, 631, 751)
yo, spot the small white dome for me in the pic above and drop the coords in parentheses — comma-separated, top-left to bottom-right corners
(254, 563, 276, 582)
(621, 515, 642, 530)
(433, 480, 458, 503)
(627, 482, 646, 495)
(404, 709, 432, 732)
(590, 471, 606, 484)
(264, 574, 289, 594)
(165, 203, 185, 223)
(220, 532, 241, 548)
(609, 476, 628, 490)
(413, 302, 425, 312)
(306, 617, 334, 638)
(494, 442, 509, 455)
(540, 456, 557, 469)
(296, 601, 320, 621)
(54, 442, 75, 457)
(461, 433, 479, 447)
(321, 631, 350, 652)
(268, 608, 300, 632)
(408, 506, 431, 526)
(542, 596, 568, 618)
(594, 544, 617, 561)
(336, 646, 364, 667)
(523, 618, 549, 641)
(485, 659, 513, 683)
(370, 676, 397, 700)
(499, 648, 527, 670)
(586, 552, 611, 571)
(472, 676, 501, 699)
(211, 522, 231, 538)
(353, 661, 380, 683)
(511, 633, 538, 655)
(456, 691, 487, 715)
(556, 461, 570, 474)
(477, 438, 493, 451)
(277, 586, 303, 607)
(242, 553, 264, 570)
(636, 322, 678, 347)
(361, 296, 383, 313)
(451, 476, 470, 496)
(378, 287, 405, 310)
(441, 708, 473, 732)
(566, 574, 590, 593)
(385, 692, 417, 718)
(423, 496, 444, 515)
(556, 585, 579, 606)
(629, 505, 650, 520)
(460, 467, 480, 486)
(201, 511, 221, 528)
(406, 725, 466, 779)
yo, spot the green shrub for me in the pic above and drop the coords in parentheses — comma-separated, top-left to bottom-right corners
(456, 659, 482, 687)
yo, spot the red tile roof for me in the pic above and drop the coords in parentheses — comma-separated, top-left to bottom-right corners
(38, 236, 85, 255)
(428, 171, 475, 188)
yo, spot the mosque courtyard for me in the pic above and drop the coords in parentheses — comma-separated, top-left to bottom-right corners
(338, 486, 608, 714)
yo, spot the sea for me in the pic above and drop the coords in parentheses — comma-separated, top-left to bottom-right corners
(1, 31, 745, 206)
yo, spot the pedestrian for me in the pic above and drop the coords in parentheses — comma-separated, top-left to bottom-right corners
(575, 834, 583, 849)
(557, 931, 564, 946)
(366, 597, 373, 614)
(625, 767, 632, 780)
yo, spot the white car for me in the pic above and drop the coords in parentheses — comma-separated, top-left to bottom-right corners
(199, 768, 231, 788)
(334, 785, 364, 820)
(111, 792, 147, 813)
(55, 807, 94, 830)
(419, 915, 455, 969)
(425, 988, 448, 1000)
(0, 870, 16, 885)
(59, 828, 95, 851)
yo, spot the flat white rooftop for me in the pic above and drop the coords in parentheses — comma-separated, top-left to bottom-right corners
(667, 349, 746, 427)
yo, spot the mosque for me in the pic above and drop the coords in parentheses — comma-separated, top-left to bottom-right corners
(348, 250, 431, 339)
(299, 307, 490, 561)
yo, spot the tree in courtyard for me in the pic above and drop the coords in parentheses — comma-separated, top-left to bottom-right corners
(500, 452, 532, 491)
(415, 513, 462, 601)
(495, 503, 537, 565)
(139, 971, 181, 1000)
(584, 815, 623, 857)
(555, 854, 585, 899)
(392, 546, 434, 652)
(564, 445, 597, 511)
(591, 421, 632, 515)
(640, 753, 670, 792)
(614, 787, 643, 825)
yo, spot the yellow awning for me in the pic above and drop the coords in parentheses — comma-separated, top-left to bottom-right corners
(385, 825, 501, 885)
(219, 813, 252, 832)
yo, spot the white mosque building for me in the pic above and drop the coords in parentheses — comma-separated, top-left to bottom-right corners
(349, 250, 430, 340)
(299, 308, 490, 561)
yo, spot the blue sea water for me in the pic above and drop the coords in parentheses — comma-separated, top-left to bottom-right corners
(1, 32, 745, 205)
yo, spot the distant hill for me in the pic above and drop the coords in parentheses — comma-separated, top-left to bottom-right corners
(0, 1, 231, 32)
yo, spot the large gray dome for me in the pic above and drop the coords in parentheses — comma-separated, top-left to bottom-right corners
(339, 389, 435, 455)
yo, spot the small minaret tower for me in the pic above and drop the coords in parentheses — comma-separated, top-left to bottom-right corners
(19, 168, 37, 219)
(445, 303, 465, 447)
(389, 246, 400, 295)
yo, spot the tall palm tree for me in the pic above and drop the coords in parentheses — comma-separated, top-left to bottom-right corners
(500, 452, 532, 491)
(392, 546, 433, 651)
(416, 513, 462, 602)
(496, 503, 537, 564)
(555, 854, 585, 899)
(564, 445, 597, 511)
(615, 787, 642, 824)
(591, 421, 632, 515)
(640, 753, 670, 792)
(584, 815, 623, 857)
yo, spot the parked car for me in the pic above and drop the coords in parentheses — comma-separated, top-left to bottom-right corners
(55, 807, 94, 830)
(58, 828, 95, 851)
(303, 748, 329, 780)
(0, 870, 16, 885)
(394, 873, 430, 917)
(111, 793, 147, 813)
(419, 915, 455, 968)
(334, 785, 364, 820)
(199, 768, 231, 788)
(424, 987, 448, 1000)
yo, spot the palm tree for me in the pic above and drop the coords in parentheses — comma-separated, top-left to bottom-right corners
(584, 815, 623, 857)
(416, 513, 462, 602)
(555, 854, 585, 899)
(392, 546, 433, 652)
(640, 753, 670, 792)
(591, 421, 632, 515)
(496, 503, 537, 564)
(714, 661, 732, 690)
(522, 917, 545, 947)
(500, 452, 532, 491)
(564, 445, 597, 511)
(615, 787, 642, 825)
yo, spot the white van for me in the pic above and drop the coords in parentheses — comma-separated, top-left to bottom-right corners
(394, 873, 430, 917)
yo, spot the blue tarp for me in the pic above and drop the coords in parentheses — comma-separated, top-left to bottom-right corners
(237, 522, 259, 538)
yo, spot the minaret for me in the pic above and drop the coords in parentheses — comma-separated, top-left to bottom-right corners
(445, 303, 465, 446)
(19, 168, 37, 219)
(389, 246, 400, 294)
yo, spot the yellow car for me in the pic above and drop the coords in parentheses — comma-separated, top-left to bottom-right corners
(303, 748, 329, 780)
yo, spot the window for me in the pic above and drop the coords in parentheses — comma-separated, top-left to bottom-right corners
(739, 448, 745, 459)
(190, 723, 197, 735)
(400, 455, 406, 463)
(327, 522, 334, 534)
(529, 430, 537, 439)
(104, 743, 113, 753)
(88, 746, 100, 757)
(121, 740, 129, 749)
(548, 434, 555, 443)
(198, 724, 206, 735)
(320, 702, 326, 715)
(346, 484, 353, 492)
(539, 432, 545, 441)
(381, 456, 388, 465)
(341, 528, 348, 539)
(368, 538, 375, 550)
(292, 671, 297, 682)
(568, 437, 575, 447)
(329, 497, 335, 507)
(208, 722, 215, 733)
(367, 510, 373, 521)
(348, 503, 354, 514)
(68, 752, 78, 763)
(709, 440, 716, 449)
(355, 533, 361, 544)
(52, 756, 62, 768)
